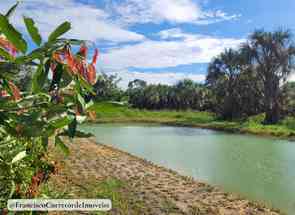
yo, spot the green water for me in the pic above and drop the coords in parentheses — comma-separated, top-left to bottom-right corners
(80, 124, 295, 214)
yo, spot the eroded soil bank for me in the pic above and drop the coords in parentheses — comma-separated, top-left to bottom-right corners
(47, 137, 282, 215)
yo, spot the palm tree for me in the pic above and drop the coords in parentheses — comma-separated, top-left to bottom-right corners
(241, 30, 295, 124)
(206, 48, 243, 119)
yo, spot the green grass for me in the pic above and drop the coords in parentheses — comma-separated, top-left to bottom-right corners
(38, 177, 146, 215)
(90, 102, 295, 139)
(90, 102, 215, 124)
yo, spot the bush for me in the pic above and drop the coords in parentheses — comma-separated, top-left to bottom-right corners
(246, 113, 266, 124)
(0, 3, 98, 209)
(281, 117, 295, 130)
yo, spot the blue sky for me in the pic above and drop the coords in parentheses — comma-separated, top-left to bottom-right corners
(1, 0, 295, 87)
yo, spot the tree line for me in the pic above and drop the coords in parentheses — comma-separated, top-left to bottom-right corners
(207, 30, 295, 124)
(93, 29, 295, 125)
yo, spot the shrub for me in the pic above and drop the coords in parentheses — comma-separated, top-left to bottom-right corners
(281, 117, 295, 130)
(0, 3, 98, 209)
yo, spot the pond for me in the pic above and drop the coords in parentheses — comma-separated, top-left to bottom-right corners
(80, 123, 295, 214)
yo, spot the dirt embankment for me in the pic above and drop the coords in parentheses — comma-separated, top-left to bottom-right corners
(48, 137, 282, 215)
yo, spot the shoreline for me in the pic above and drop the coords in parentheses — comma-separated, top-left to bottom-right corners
(90, 118, 295, 141)
(46, 137, 282, 215)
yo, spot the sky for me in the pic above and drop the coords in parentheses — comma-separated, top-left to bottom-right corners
(1, 0, 295, 88)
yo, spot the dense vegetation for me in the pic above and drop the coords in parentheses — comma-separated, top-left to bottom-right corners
(126, 79, 211, 110)
(94, 30, 295, 125)
(90, 102, 295, 138)
(43, 27, 290, 128)
(0, 3, 97, 209)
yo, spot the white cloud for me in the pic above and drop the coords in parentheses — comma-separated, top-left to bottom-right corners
(0, 0, 145, 43)
(100, 29, 245, 69)
(110, 0, 240, 25)
(105, 70, 206, 88)
(1, 1, 244, 87)
(158, 28, 187, 39)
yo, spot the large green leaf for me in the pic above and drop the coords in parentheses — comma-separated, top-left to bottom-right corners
(15, 47, 45, 64)
(60, 66, 73, 88)
(57, 38, 84, 45)
(11, 151, 26, 164)
(77, 94, 86, 110)
(78, 76, 95, 95)
(50, 115, 75, 129)
(5, 2, 19, 19)
(0, 15, 27, 53)
(48, 22, 71, 42)
(49, 63, 64, 91)
(31, 60, 50, 93)
(55, 136, 69, 156)
(23, 16, 42, 46)
(32, 63, 45, 93)
(9, 180, 16, 198)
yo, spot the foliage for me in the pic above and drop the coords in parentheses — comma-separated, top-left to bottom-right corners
(0, 3, 98, 209)
(123, 30, 295, 125)
(127, 79, 212, 110)
(241, 30, 295, 124)
(282, 81, 295, 115)
(207, 30, 295, 123)
(206, 48, 264, 119)
(281, 116, 295, 130)
(93, 72, 124, 102)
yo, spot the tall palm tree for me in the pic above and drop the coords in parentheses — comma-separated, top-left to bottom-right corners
(241, 30, 295, 124)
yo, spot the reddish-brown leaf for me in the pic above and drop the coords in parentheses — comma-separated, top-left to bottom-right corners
(92, 48, 99, 65)
(52, 52, 63, 63)
(87, 64, 96, 84)
(8, 81, 21, 101)
(65, 48, 77, 74)
(79, 44, 88, 58)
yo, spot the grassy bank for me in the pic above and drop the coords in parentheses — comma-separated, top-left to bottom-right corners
(89, 102, 295, 139)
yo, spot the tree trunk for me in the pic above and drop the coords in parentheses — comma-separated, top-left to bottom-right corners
(263, 76, 280, 124)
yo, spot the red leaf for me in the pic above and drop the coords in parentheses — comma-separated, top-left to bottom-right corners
(79, 44, 88, 58)
(92, 48, 99, 65)
(52, 52, 63, 63)
(65, 48, 77, 74)
(76, 62, 87, 78)
(87, 64, 96, 84)
(8, 81, 21, 101)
